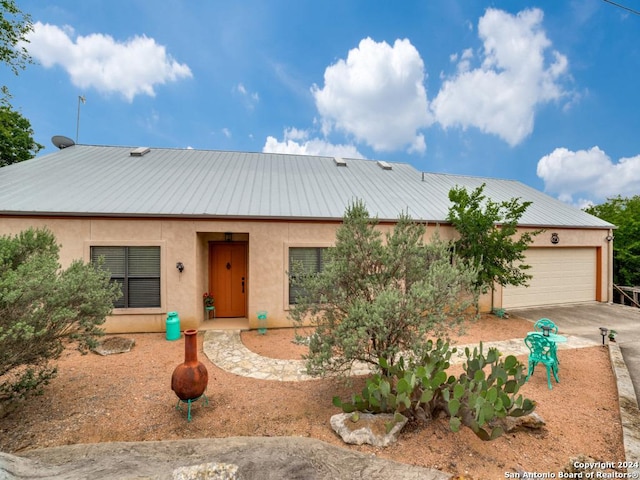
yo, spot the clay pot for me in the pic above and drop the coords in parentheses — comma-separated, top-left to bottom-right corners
(171, 329, 208, 401)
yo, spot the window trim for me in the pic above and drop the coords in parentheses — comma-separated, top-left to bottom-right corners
(86, 241, 166, 315)
(284, 242, 333, 309)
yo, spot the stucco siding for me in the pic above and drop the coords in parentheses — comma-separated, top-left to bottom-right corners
(0, 216, 613, 333)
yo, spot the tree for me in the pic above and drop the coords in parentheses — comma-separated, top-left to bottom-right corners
(1, 1, 41, 164)
(289, 201, 479, 377)
(0, 228, 122, 404)
(446, 184, 542, 304)
(585, 195, 640, 287)
(0, 0, 33, 74)
(0, 1, 42, 166)
(0, 104, 43, 166)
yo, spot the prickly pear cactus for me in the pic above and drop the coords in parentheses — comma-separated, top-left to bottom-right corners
(445, 342, 535, 440)
(332, 340, 535, 442)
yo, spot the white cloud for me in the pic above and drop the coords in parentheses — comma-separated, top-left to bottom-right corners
(234, 83, 259, 109)
(138, 109, 160, 132)
(311, 37, 430, 154)
(25, 22, 192, 102)
(430, 8, 570, 146)
(263, 128, 364, 158)
(456, 48, 474, 74)
(537, 146, 640, 204)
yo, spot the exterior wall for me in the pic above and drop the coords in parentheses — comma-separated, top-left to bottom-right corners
(492, 227, 614, 310)
(0, 216, 613, 333)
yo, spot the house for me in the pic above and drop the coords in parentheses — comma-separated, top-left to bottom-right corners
(0, 144, 615, 333)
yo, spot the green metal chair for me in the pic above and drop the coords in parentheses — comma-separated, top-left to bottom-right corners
(524, 333, 559, 390)
(534, 317, 560, 364)
(534, 318, 558, 334)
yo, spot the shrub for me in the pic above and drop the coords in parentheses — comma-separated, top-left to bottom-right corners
(0, 228, 121, 404)
(290, 201, 479, 377)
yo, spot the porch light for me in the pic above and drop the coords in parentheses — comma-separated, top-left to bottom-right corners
(599, 327, 608, 345)
(542, 326, 551, 337)
(225, 232, 233, 242)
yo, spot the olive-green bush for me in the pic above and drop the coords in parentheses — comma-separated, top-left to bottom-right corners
(0, 228, 121, 404)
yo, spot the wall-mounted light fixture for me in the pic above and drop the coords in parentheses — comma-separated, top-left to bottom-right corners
(224, 232, 233, 242)
(176, 262, 185, 273)
(606, 235, 614, 242)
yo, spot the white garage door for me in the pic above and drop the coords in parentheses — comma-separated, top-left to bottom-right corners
(502, 248, 597, 309)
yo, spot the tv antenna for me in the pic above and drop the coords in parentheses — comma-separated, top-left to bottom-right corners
(76, 95, 86, 143)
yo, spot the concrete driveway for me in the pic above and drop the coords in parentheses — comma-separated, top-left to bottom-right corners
(514, 302, 640, 404)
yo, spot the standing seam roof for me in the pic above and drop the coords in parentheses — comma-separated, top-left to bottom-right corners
(0, 145, 614, 228)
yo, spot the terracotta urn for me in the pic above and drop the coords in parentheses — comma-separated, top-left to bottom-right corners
(171, 329, 208, 401)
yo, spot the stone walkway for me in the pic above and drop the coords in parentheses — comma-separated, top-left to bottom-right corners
(202, 330, 598, 381)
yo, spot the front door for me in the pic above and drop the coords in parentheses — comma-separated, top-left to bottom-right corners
(209, 242, 247, 317)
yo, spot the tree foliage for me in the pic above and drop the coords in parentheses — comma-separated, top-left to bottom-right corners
(447, 183, 542, 295)
(585, 195, 640, 287)
(0, 0, 33, 76)
(0, 104, 43, 166)
(0, 228, 122, 403)
(289, 201, 479, 377)
(1, 1, 41, 166)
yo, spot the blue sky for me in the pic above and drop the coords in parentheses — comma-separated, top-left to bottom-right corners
(5, 0, 640, 207)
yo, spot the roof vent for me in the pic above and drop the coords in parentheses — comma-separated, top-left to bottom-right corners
(130, 147, 150, 157)
(377, 160, 392, 170)
(334, 157, 347, 167)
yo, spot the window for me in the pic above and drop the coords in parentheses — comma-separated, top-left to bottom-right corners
(91, 246, 161, 308)
(289, 247, 328, 304)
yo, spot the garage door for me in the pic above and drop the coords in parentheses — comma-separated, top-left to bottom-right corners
(502, 248, 597, 309)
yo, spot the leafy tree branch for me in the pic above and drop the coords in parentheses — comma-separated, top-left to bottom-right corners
(447, 183, 542, 301)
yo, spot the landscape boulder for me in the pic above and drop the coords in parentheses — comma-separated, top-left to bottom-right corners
(172, 462, 240, 480)
(330, 412, 408, 447)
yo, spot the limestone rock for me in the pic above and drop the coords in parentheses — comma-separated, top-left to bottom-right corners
(173, 462, 240, 480)
(501, 412, 546, 433)
(563, 455, 598, 474)
(92, 337, 135, 356)
(2, 437, 451, 480)
(330, 412, 408, 447)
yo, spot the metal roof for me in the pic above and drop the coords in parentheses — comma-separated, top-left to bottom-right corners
(0, 145, 613, 228)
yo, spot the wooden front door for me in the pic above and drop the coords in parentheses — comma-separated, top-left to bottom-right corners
(209, 243, 247, 317)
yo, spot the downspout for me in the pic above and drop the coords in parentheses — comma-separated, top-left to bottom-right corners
(608, 228, 614, 304)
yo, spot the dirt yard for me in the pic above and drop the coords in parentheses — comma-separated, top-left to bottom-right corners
(0, 314, 625, 479)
